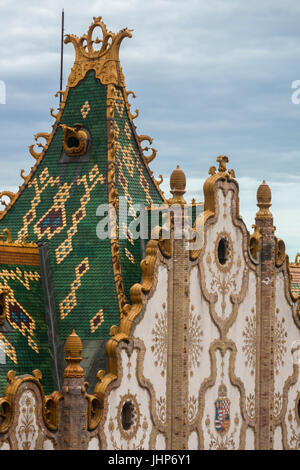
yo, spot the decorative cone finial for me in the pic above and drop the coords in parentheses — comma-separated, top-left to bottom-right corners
(256, 180, 272, 219)
(64, 330, 84, 378)
(169, 165, 186, 204)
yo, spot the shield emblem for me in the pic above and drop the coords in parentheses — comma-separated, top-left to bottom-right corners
(215, 383, 230, 435)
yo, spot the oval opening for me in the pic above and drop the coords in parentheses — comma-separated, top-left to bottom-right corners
(218, 238, 229, 265)
(67, 136, 80, 148)
(121, 401, 134, 430)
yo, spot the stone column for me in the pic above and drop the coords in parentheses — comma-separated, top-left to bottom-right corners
(167, 166, 190, 449)
(58, 330, 89, 450)
(255, 181, 275, 450)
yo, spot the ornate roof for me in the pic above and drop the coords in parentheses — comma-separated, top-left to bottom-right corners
(0, 17, 165, 393)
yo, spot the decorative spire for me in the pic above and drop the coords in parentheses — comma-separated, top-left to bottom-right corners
(168, 165, 186, 204)
(64, 330, 84, 378)
(256, 180, 272, 219)
(64, 17, 133, 88)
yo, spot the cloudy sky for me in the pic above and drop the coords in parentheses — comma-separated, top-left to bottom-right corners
(0, 0, 300, 259)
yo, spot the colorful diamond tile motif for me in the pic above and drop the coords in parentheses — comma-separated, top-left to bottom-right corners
(0, 269, 40, 291)
(59, 258, 90, 320)
(120, 143, 135, 177)
(125, 247, 135, 264)
(81, 100, 91, 119)
(122, 223, 134, 246)
(18, 169, 60, 241)
(55, 166, 105, 264)
(7, 299, 35, 337)
(90, 309, 104, 333)
(34, 182, 73, 240)
(124, 121, 131, 140)
(136, 158, 153, 206)
(114, 89, 125, 116)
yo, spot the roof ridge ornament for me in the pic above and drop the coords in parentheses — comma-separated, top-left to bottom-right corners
(64, 16, 133, 88)
(256, 180, 272, 219)
(216, 155, 229, 172)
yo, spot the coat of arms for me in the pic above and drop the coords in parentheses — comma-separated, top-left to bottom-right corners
(214, 383, 230, 435)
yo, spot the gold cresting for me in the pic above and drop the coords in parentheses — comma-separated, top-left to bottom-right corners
(0, 228, 39, 266)
(64, 330, 85, 378)
(64, 16, 133, 89)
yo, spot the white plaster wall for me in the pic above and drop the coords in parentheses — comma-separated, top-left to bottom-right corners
(88, 436, 100, 450)
(155, 433, 166, 450)
(202, 350, 242, 450)
(43, 439, 54, 450)
(274, 425, 283, 450)
(188, 265, 219, 426)
(188, 430, 198, 450)
(227, 270, 257, 421)
(103, 348, 152, 450)
(15, 389, 40, 450)
(203, 189, 246, 322)
(274, 272, 300, 429)
(245, 427, 255, 450)
(134, 264, 168, 426)
(283, 344, 300, 449)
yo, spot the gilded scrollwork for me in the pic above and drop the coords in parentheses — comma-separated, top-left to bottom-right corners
(64, 17, 132, 88)
(0, 369, 62, 435)
(29, 133, 51, 163)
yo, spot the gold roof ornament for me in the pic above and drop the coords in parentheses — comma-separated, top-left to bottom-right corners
(64, 16, 133, 88)
(256, 180, 272, 219)
(203, 155, 236, 215)
(168, 165, 186, 205)
(216, 155, 229, 173)
(60, 124, 89, 156)
(64, 330, 84, 378)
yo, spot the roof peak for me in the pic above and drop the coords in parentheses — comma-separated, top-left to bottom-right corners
(65, 16, 133, 88)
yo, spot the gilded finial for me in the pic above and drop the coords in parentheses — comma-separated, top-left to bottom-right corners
(168, 165, 186, 205)
(216, 155, 229, 172)
(256, 180, 272, 219)
(64, 330, 84, 378)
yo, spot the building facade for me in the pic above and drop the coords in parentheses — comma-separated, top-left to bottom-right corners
(0, 18, 299, 450)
